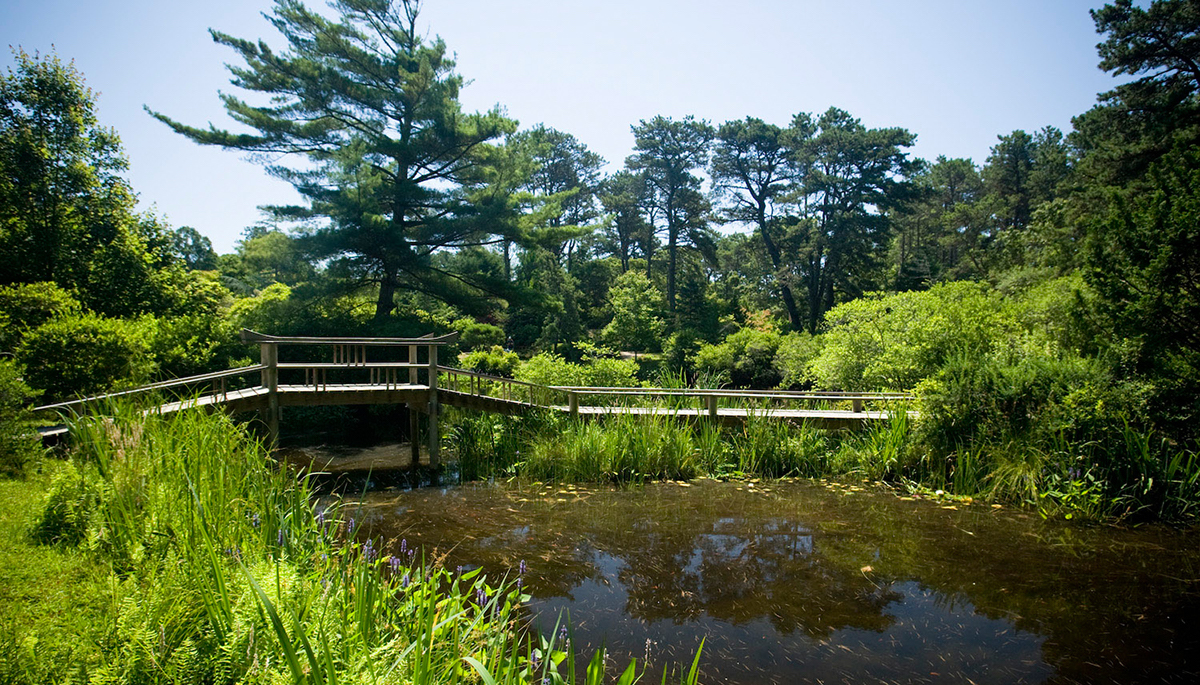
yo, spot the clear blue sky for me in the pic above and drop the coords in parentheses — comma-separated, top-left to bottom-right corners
(5, 0, 1119, 253)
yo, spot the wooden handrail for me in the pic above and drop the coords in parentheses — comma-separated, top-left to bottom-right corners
(436, 366, 552, 392)
(240, 329, 459, 346)
(277, 362, 426, 370)
(549, 388, 912, 401)
(33, 364, 266, 413)
(550, 385, 910, 397)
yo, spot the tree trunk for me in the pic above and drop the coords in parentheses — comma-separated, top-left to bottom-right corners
(375, 267, 398, 319)
(667, 223, 678, 312)
(756, 209, 803, 329)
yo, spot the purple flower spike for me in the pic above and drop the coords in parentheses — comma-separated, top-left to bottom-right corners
(401, 573, 411, 588)
(277, 529, 285, 546)
(251, 513, 261, 529)
(456, 565, 463, 576)
(407, 548, 416, 560)
(363, 538, 376, 562)
(389, 556, 402, 573)
(400, 538, 407, 554)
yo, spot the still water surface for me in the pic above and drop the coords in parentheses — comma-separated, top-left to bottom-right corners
(341, 473, 1197, 684)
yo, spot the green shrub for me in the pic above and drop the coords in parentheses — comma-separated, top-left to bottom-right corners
(516, 352, 640, 388)
(914, 344, 1117, 458)
(30, 460, 100, 545)
(808, 281, 1017, 391)
(693, 328, 783, 389)
(775, 331, 822, 389)
(227, 282, 301, 334)
(147, 312, 240, 379)
(461, 345, 519, 378)
(0, 282, 81, 353)
(601, 270, 664, 352)
(0, 360, 41, 477)
(662, 328, 704, 377)
(16, 314, 151, 402)
(453, 319, 505, 351)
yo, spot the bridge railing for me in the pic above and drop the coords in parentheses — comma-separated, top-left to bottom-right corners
(549, 387, 913, 417)
(437, 366, 572, 408)
(241, 329, 459, 464)
(430, 363, 912, 418)
(32, 364, 268, 416)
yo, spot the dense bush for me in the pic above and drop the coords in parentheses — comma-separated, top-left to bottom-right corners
(662, 329, 704, 378)
(146, 312, 242, 379)
(915, 344, 1121, 458)
(774, 332, 822, 389)
(16, 314, 150, 402)
(516, 352, 641, 388)
(693, 328, 783, 389)
(0, 359, 41, 477)
(226, 283, 304, 335)
(807, 282, 1017, 391)
(453, 318, 505, 351)
(461, 345, 519, 378)
(602, 270, 664, 352)
(0, 282, 81, 353)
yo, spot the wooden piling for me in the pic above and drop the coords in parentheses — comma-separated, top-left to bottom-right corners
(427, 344, 439, 467)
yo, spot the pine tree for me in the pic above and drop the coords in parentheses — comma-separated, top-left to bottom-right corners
(148, 0, 516, 319)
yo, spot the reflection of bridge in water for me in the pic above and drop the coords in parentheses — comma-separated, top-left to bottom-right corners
(34, 330, 914, 466)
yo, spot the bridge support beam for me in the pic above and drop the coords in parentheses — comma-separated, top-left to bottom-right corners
(408, 403, 420, 466)
(427, 345, 439, 467)
(260, 341, 279, 444)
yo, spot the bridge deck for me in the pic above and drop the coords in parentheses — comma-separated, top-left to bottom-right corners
(33, 331, 914, 453)
(550, 404, 913, 428)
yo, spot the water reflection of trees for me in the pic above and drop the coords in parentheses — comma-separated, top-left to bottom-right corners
(363, 481, 1200, 684)
(611, 518, 900, 638)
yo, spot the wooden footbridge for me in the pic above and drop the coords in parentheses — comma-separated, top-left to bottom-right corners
(34, 330, 913, 466)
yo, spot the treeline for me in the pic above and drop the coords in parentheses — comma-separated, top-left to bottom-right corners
(2, 1, 1199, 517)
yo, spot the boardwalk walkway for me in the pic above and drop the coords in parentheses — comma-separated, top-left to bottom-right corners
(34, 330, 914, 464)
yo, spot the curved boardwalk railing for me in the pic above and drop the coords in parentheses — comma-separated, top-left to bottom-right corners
(33, 329, 915, 462)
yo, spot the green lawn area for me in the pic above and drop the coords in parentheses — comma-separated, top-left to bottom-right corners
(0, 461, 112, 683)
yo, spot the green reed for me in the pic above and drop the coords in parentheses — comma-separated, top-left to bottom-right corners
(22, 400, 691, 684)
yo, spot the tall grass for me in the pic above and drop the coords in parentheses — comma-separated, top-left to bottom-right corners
(24, 402, 685, 684)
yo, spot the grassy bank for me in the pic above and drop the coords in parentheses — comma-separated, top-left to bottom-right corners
(0, 406, 697, 684)
(450, 409, 1200, 523)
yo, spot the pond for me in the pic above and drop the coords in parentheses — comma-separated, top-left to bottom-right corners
(293, 443, 1200, 684)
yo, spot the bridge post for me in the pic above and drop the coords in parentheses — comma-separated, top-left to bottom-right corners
(260, 342, 279, 444)
(707, 394, 718, 420)
(569, 390, 578, 418)
(407, 343, 420, 465)
(852, 397, 863, 413)
(427, 344, 439, 467)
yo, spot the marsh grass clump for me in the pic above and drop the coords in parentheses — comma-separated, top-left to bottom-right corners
(730, 415, 830, 478)
(6, 402, 674, 684)
(522, 413, 706, 483)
